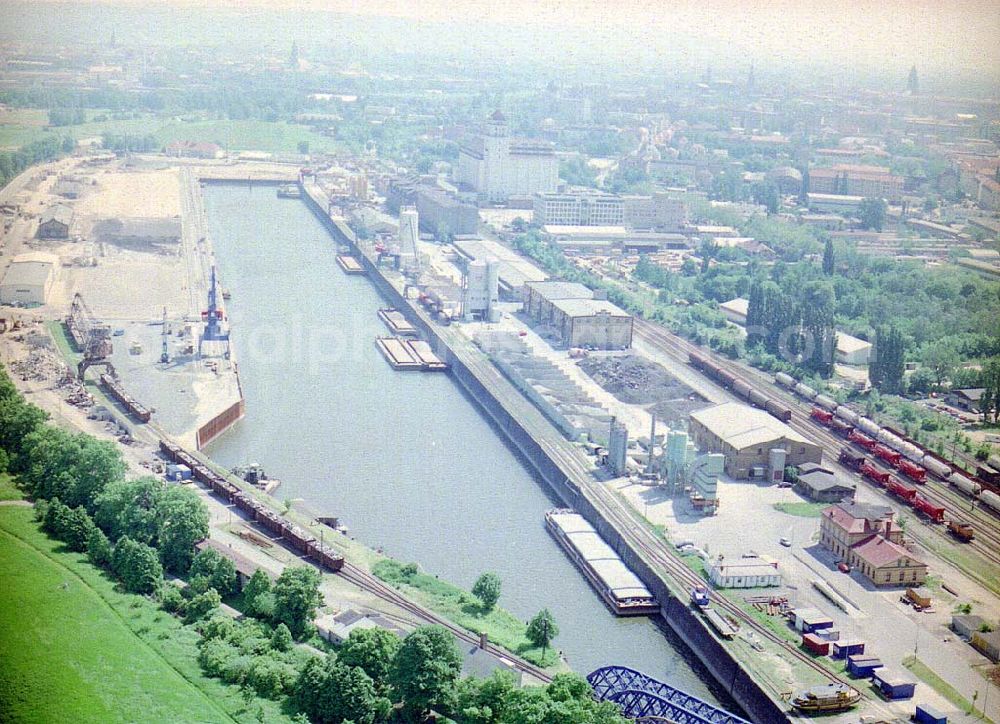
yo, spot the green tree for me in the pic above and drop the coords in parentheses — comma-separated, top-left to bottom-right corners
(270, 623, 293, 652)
(94, 477, 163, 544)
(0, 379, 48, 471)
(822, 237, 835, 275)
(390, 625, 462, 721)
(156, 486, 209, 574)
(526, 608, 559, 656)
(338, 627, 400, 692)
(472, 572, 502, 612)
(293, 657, 390, 724)
(455, 670, 517, 723)
(86, 526, 113, 568)
(859, 197, 887, 232)
(243, 569, 272, 616)
(21, 427, 126, 510)
(184, 588, 221, 624)
(189, 547, 238, 597)
(272, 566, 323, 639)
(111, 536, 164, 594)
(920, 340, 960, 387)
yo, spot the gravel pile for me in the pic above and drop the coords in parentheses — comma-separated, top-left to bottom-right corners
(577, 354, 710, 427)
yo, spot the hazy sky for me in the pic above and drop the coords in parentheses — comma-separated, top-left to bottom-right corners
(23, 0, 1000, 79)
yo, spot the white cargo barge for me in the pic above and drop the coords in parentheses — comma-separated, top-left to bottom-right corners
(545, 509, 658, 616)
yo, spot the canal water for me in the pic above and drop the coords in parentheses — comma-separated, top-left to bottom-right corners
(203, 183, 728, 703)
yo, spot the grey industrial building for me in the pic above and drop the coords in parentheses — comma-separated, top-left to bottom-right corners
(524, 280, 594, 323)
(385, 177, 479, 236)
(93, 217, 182, 249)
(416, 187, 479, 236)
(523, 280, 632, 349)
(0, 253, 57, 305)
(549, 298, 633, 349)
(795, 462, 856, 502)
(37, 204, 73, 239)
(689, 403, 823, 479)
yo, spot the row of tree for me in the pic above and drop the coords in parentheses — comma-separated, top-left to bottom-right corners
(0, 134, 75, 190)
(293, 624, 625, 724)
(869, 326, 906, 394)
(745, 279, 836, 377)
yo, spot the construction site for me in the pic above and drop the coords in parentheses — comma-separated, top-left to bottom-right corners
(0, 155, 243, 451)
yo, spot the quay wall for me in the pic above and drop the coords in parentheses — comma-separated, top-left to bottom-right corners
(301, 187, 787, 723)
(196, 397, 246, 450)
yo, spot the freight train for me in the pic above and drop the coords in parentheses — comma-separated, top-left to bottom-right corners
(688, 352, 793, 422)
(158, 440, 344, 572)
(99, 373, 151, 423)
(775, 372, 1000, 516)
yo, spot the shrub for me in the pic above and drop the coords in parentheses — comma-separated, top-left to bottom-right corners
(86, 527, 113, 568)
(159, 585, 185, 614)
(184, 588, 221, 624)
(111, 536, 163, 595)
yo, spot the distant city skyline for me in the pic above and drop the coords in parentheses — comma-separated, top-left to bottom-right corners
(13, 0, 1000, 82)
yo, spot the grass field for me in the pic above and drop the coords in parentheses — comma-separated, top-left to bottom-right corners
(772, 501, 828, 518)
(902, 655, 990, 720)
(0, 473, 24, 502)
(0, 506, 294, 723)
(0, 111, 343, 156)
(373, 559, 564, 669)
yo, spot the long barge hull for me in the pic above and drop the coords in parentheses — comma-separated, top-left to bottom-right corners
(158, 440, 344, 572)
(545, 509, 658, 617)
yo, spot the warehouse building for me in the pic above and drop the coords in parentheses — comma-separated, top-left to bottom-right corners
(0, 252, 58, 306)
(835, 333, 872, 366)
(37, 204, 73, 239)
(549, 298, 633, 350)
(523, 280, 594, 323)
(688, 402, 822, 479)
(795, 462, 856, 502)
(706, 556, 781, 588)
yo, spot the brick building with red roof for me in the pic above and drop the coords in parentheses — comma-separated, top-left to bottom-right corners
(819, 501, 927, 586)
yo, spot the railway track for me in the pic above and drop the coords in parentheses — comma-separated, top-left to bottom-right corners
(632, 320, 1000, 569)
(337, 563, 555, 683)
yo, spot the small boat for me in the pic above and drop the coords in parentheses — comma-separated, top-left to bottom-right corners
(791, 683, 861, 713)
(222, 288, 231, 300)
(276, 184, 302, 198)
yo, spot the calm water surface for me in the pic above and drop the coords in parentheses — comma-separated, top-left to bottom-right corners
(204, 183, 729, 704)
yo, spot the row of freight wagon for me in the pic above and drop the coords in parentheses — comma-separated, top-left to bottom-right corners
(158, 440, 344, 572)
(839, 446, 974, 541)
(776, 372, 1000, 515)
(688, 352, 793, 422)
(99, 373, 151, 423)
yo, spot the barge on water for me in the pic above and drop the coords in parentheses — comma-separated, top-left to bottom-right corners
(545, 509, 658, 617)
(375, 336, 424, 370)
(277, 184, 302, 198)
(375, 336, 448, 372)
(378, 308, 417, 336)
(336, 255, 365, 275)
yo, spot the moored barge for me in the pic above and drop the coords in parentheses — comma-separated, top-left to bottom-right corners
(545, 509, 658, 616)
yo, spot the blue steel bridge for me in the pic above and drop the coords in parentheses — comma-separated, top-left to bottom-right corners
(588, 666, 751, 724)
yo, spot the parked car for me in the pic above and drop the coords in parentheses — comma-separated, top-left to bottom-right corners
(779, 537, 791, 547)
(838, 561, 851, 573)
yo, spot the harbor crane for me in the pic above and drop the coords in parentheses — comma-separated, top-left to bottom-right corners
(198, 265, 230, 357)
(67, 292, 115, 380)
